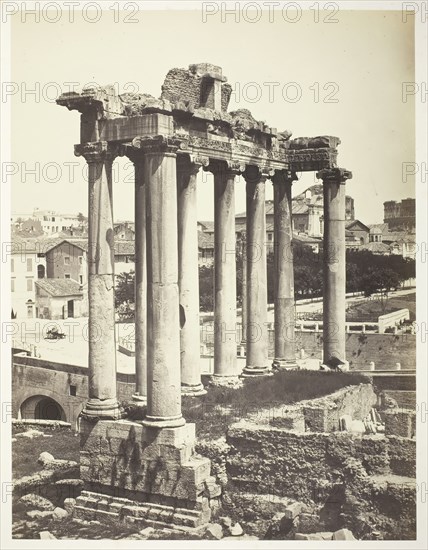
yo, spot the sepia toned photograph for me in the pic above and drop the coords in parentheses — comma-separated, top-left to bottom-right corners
(1, 1, 427, 547)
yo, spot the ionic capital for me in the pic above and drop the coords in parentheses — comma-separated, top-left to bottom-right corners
(242, 164, 274, 184)
(204, 158, 245, 177)
(131, 135, 187, 157)
(119, 143, 145, 166)
(177, 153, 209, 176)
(74, 141, 118, 164)
(271, 169, 298, 186)
(316, 167, 353, 184)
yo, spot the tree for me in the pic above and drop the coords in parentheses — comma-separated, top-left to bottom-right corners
(360, 267, 400, 312)
(77, 212, 87, 223)
(199, 265, 214, 312)
(115, 271, 135, 307)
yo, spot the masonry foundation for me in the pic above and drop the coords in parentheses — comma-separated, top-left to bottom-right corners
(75, 417, 220, 531)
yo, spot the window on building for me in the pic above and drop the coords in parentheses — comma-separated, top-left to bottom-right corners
(11, 258, 14, 273)
(268, 233, 273, 241)
(69, 385, 77, 397)
(65, 274, 71, 279)
(79, 256, 83, 265)
(64, 256, 70, 265)
(11, 279, 15, 292)
(79, 275, 83, 284)
(27, 258, 32, 272)
(26, 278, 33, 291)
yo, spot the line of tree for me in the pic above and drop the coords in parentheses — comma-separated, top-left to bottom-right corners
(115, 243, 415, 314)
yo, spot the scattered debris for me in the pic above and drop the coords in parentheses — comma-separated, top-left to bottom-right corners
(37, 452, 55, 466)
(63, 498, 76, 514)
(205, 523, 223, 540)
(52, 507, 69, 520)
(39, 531, 57, 539)
(332, 528, 356, 540)
(230, 522, 244, 536)
(284, 501, 303, 520)
(19, 493, 55, 511)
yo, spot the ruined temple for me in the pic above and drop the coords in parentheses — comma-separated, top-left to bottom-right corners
(57, 63, 352, 531)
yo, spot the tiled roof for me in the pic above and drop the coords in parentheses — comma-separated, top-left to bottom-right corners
(198, 232, 214, 250)
(35, 278, 83, 297)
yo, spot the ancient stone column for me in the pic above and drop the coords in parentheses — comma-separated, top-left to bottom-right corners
(242, 166, 270, 377)
(126, 147, 147, 403)
(75, 141, 121, 419)
(135, 136, 185, 428)
(240, 231, 247, 345)
(272, 170, 298, 369)
(177, 155, 206, 396)
(317, 168, 353, 367)
(210, 160, 241, 382)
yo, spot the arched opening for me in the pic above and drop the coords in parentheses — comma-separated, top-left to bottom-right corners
(20, 395, 67, 422)
(37, 264, 45, 278)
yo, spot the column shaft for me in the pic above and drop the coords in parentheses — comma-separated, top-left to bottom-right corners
(272, 171, 297, 369)
(243, 167, 269, 376)
(213, 165, 239, 379)
(318, 168, 352, 368)
(134, 157, 147, 400)
(77, 142, 121, 418)
(177, 157, 206, 395)
(142, 140, 184, 428)
(241, 234, 247, 344)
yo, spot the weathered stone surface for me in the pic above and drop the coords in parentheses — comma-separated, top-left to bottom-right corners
(63, 498, 76, 514)
(230, 522, 244, 536)
(333, 528, 356, 540)
(284, 501, 303, 520)
(27, 510, 53, 519)
(384, 409, 416, 438)
(204, 523, 223, 539)
(37, 452, 55, 465)
(19, 493, 54, 511)
(52, 507, 69, 519)
(39, 531, 56, 539)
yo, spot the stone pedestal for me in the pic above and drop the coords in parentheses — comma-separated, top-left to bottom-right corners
(272, 170, 298, 370)
(177, 156, 206, 397)
(210, 161, 241, 383)
(317, 168, 352, 367)
(76, 417, 219, 532)
(242, 166, 270, 377)
(75, 142, 121, 419)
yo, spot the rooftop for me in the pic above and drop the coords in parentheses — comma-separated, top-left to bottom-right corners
(35, 278, 83, 297)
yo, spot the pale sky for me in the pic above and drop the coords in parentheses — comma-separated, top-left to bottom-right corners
(10, 7, 415, 224)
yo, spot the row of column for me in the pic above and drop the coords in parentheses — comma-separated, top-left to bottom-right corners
(76, 138, 351, 427)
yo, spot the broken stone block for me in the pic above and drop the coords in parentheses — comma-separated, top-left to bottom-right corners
(284, 501, 303, 520)
(139, 527, 154, 539)
(219, 516, 232, 528)
(52, 507, 69, 520)
(37, 452, 55, 466)
(350, 420, 366, 434)
(19, 493, 54, 511)
(333, 528, 356, 540)
(230, 522, 244, 536)
(39, 531, 56, 539)
(27, 510, 53, 519)
(63, 498, 76, 514)
(205, 523, 223, 540)
(340, 414, 352, 431)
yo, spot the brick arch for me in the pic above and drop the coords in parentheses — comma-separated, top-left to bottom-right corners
(20, 394, 67, 422)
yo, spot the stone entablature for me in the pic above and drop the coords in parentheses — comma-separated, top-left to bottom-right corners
(57, 64, 340, 174)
